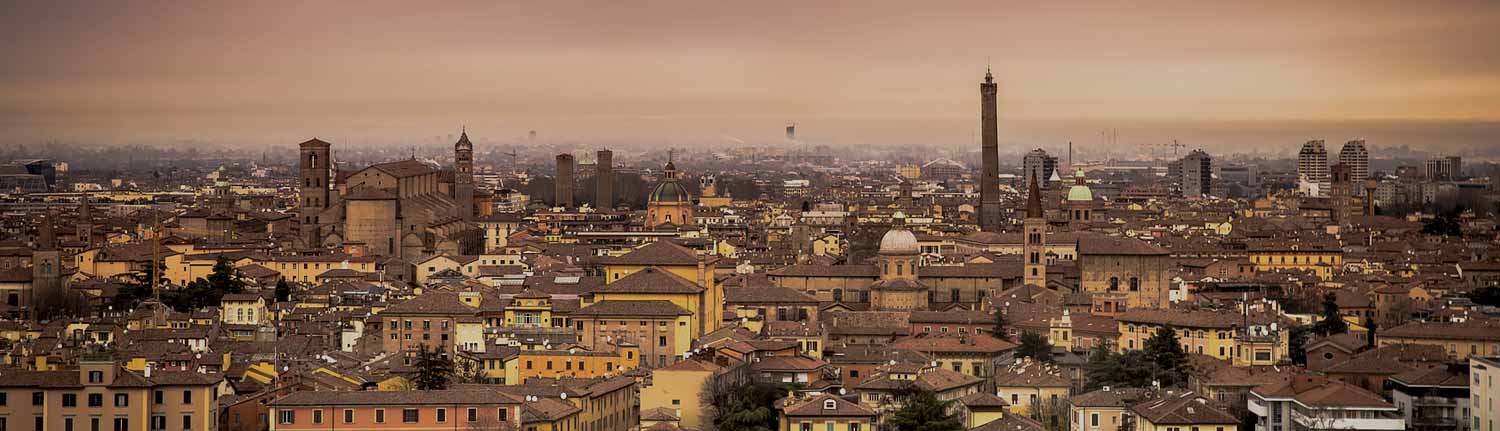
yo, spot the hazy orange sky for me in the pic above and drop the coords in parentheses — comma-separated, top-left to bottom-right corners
(3, 0, 1499, 151)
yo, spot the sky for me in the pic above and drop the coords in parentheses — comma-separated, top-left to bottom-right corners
(2, 0, 1499, 155)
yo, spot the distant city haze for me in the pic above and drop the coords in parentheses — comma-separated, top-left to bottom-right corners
(3, 1, 1499, 154)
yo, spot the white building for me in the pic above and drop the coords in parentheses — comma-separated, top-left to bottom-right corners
(1472, 357, 1500, 431)
(1249, 374, 1403, 431)
(1298, 140, 1330, 197)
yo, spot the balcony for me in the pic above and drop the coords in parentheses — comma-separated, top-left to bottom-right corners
(1291, 410, 1404, 431)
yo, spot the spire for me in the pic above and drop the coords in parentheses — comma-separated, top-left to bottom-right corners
(1027, 171, 1043, 218)
(984, 66, 993, 84)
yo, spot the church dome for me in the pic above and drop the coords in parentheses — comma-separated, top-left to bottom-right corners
(1067, 184, 1093, 202)
(879, 229, 918, 255)
(1066, 169, 1093, 202)
(879, 212, 918, 255)
(650, 180, 691, 204)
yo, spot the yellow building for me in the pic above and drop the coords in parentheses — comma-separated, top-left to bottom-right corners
(599, 241, 723, 339)
(1069, 387, 1156, 431)
(522, 398, 583, 431)
(220, 293, 269, 325)
(640, 359, 732, 431)
(777, 394, 877, 431)
(1247, 241, 1343, 280)
(1130, 391, 1238, 431)
(812, 234, 843, 257)
(1116, 309, 1286, 366)
(993, 358, 1070, 418)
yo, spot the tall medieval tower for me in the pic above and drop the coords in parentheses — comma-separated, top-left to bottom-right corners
(32, 214, 62, 313)
(299, 138, 333, 247)
(454, 130, 475, 220)
(1023, 172, 1047, 287)
(979, 69, 1003, 232)
(595, 149, 613, 210)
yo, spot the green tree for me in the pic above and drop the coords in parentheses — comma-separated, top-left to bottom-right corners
(1143, 326, 1189, 387)
(1313, 292, 1349, 336)
(712, 383, 789, 431)
(1083, 344, 1156, 391)
(1015, 331, 1053, 362)
(113, 259, 165, 311)
(207, 256, 245, 294)
(1288, 324, 1311, 365)
(886, 390, 963, 431)
(275, 278, 292, 302)
(1421, 206, 1463, 236)
(412, 346, 455, 390)
(1468, 286, 1500, 307)
(991, 309, 1010, 341)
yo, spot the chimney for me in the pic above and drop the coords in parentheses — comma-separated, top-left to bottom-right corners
(144, 363, 152, 378)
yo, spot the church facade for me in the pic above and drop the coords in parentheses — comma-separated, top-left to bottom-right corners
(296, 133, 484, 263)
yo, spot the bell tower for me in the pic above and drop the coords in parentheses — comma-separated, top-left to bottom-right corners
(454, 129, 475, 220)
(1023, 172, 1047, 288)
(298, 138, 333, 247)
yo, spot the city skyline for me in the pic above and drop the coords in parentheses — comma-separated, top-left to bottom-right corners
(3, 1, 1500, 153)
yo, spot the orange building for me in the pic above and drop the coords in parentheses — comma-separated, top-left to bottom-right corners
(268, 390, 522, 431)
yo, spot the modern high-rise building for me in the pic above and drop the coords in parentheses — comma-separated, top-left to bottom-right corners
(1180, 149, 1212, 198)
(1338, 140, 1369, 182)
(555, 153, 575, 209)
(978, 69, 1003, 232)
(1425, 155, 1463, 182)
(595, 149, 613, 210)
(1298, 140, 1330, 197)
(1022, 148, 1058, 190)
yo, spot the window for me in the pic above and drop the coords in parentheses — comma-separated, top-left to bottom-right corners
(800, 423, 812, 431)
(154, 391, 163, 404)
(468, 408, 478, 422)
(403, 409, 419, 423)
(183, 390, 193, 404)
(437, 408, 447, 423)
(63, 393, 77, 407)
(498, 408, 508, 422)
(312, 410, 323, 425)
(1091, 413, 1099, 427)
(659, 336, 668, 347)
(88, 371, 104, 383)
(279, 410, 296, 424)
(115, 394, 128, 407)
(850, 424, 861, 431)
(32, 391, 43, 405)
(36, 416, 44, 431)
(182, 415, 192, 431)
(65, 418, 74, 431)
(344, 410, 355, 423)
(375, 409, 386, 423)
(88, 394, 102, 407)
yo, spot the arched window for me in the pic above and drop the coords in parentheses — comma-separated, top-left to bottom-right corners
(1129, 277, 1140, 291)
(1108, 277, 1119, 290)
(309, 154, 317, 166)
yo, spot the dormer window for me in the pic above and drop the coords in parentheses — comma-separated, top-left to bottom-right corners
(88, 370, 103, 383)
(824, 400, 837, 410)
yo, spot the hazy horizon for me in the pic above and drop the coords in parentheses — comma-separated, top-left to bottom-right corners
(3, 1, 1499, 155)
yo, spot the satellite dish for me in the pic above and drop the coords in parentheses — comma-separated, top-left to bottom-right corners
(560, 393, 567, 400)
(839, 388, 847, 395)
